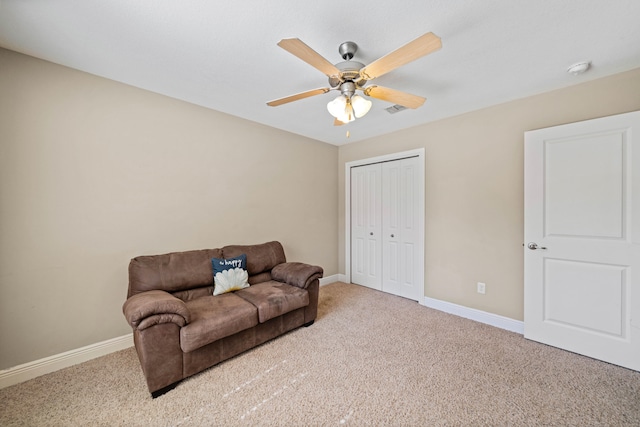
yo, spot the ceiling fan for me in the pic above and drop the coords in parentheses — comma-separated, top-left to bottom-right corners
(266, 32, 442, 125)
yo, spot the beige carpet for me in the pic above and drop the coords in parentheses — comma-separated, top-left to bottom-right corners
(1, 282, 639, 426)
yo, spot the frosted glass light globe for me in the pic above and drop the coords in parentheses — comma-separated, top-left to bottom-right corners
(351, 95, 372, 118)
(327, 95, 347, 118)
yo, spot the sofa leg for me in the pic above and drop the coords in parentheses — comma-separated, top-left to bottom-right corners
(303, 320, 314, 327)
(151, 380, 181, 398)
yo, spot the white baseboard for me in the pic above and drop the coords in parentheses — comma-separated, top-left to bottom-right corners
(423, 296, 524, 334)
(319, 274, 344, 286)
(0, 333, 133, 390)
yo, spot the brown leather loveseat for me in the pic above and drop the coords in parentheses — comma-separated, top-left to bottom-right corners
(122, 241, 323, 397)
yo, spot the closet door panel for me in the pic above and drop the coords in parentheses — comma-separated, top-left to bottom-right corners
(383, 157, 420, 299)
(351, 163, 382, 289)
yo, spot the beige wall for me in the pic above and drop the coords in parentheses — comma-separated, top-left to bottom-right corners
(0, 48, 338, 370)
(2, 44, 639, 370)
(338, 67, 640, 321)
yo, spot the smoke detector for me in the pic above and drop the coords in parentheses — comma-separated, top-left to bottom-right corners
(567, 61, 591, 76)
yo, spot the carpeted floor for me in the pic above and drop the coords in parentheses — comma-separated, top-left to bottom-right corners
(1, 282, 639, 426)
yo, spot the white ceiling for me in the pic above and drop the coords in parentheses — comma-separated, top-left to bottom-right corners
(1, 1, 640, 146)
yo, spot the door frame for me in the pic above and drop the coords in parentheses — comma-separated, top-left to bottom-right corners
(344, 148, 425, 302)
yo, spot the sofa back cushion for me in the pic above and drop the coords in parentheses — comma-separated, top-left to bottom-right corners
(128, 248, 223, 298)
(222, 241, 286, 284)
(127, 242, 287, 298)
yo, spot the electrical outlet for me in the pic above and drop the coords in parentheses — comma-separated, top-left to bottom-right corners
(477, 282, 486, 294)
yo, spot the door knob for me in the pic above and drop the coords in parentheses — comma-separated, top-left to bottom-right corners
(527, 242, 547, 250)
(370, 232, 373, 236)
(391, 234, 395, 238)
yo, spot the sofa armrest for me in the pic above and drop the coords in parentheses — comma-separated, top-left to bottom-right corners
(271, 262, 323, 289)
(123, 290, 190, 330)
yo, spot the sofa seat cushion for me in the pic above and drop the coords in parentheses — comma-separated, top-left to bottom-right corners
(180, 294, 258, 353)
(235, 281, 309, 323)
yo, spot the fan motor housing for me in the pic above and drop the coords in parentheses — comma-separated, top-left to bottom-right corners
(329, 60, 367, 88)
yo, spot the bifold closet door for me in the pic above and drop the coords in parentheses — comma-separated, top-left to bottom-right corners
(351, 156, 421, 300)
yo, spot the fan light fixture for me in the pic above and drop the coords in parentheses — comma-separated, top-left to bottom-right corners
(327, 81, 372, 124)
(327, 95, 372, 123)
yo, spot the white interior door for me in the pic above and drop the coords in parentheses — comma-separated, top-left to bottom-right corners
(524, 110, 640, 371)
(351, 163, 382, 290)
(382, 157, 421, 300)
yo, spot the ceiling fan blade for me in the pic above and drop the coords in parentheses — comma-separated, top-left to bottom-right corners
(267, 88, 331, 107)
(334, 117, 346, 126)
(277, 38, 341, 77)
(360, 32, 442, 80)
(363, 85, 426, 109)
